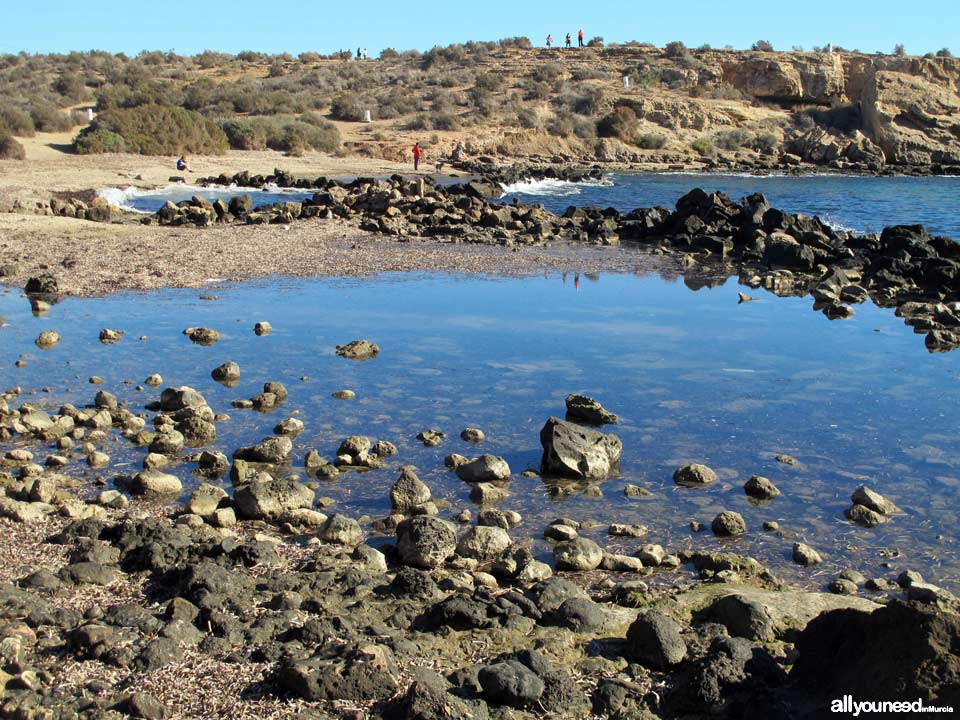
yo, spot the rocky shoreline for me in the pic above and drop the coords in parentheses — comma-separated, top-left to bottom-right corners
(1, 369, 959, 719)
(3, 161, 959, 718)
(84, 163, 960, 353)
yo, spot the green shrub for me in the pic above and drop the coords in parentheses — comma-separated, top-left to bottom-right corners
(752, 40, 774, 52)
(74, 104, 228, 155)
(572, 87, 605, 115)
(517, 108, 539, 129)
(893, 44, 906, 56)
(498, 37, 532, 50)
(29, 102, 73, 132)
(751, 131, 779, 154)
(714, 128, 751, 150)
(221, 119, 269, 150)
(573, 118, 597, 139)
(0, 132, 25, 159)
(636, 132, 667, 149)
(379, 48, 400, 60)
(532, 62, 563, 84)
(664, 41, 687, 58)
(73, 128, 126, 153)
(52, 72, 87, 101)
(330, 93, 364, 121)
(936, 48, 952, 57)
(547, 111, 575, 137)
(474, 72, 505, 92)
(705, 83, 746, 100)
(587, 37, 605, 48)
(432, 112, 461, 131)
(596, 106, 638, 141)
(0, 107, 35, 136)
(691, 137, 713, 155)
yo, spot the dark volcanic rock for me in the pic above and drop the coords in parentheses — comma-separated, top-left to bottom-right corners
(626, 610, 687, 669)
(278, 644, 399, 702)
(782, 600, 960, 715)
(478, 661, 544, 708)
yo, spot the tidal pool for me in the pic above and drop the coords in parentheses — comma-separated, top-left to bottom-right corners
(1, 269, 958, 591)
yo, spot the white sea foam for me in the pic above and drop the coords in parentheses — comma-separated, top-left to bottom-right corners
(97, 182, 305, 212)
(499, 175, 613, 197)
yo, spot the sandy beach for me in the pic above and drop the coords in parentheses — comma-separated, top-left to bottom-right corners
(0, 134, 656, 296)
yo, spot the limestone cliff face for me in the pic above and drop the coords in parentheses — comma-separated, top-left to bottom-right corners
(858, 63, 960, 165)
(713, 51, 959, 165)
(719, 53, 844, 105)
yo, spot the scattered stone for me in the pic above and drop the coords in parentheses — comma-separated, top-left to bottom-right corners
(673, 463, 718, 486)
(608, 523, 647, 538)
(553, 537, 603, 571)
(211, 361, 240, 383)
(624, 484, 653, 498)
(455, 454, 511, 483)
(711, 511, 746, 537)
(35, 331, 61, 349)
(390, 466, 432, 512)
(744, 475, 780, 500)
(417, 428, 446, 447)
(254, 321, 272, 336)
(182, 327, 220, 345)
(234, 477, 314, 520)
(636, 544, 666, 566)
(460, 427, 485, 443)
(126, 470, 183, 496)
(396, 516, 457, 569)
(318, 514, 363, 545)
(775, 454, 797, 465)
(332, 389, 355, 400)
(335, 339, 379, 359)
(478, 661, 544, 708)
(793, 542, 823, 566)
(99, 329, 124, 344)
(456, 525, 512, 561)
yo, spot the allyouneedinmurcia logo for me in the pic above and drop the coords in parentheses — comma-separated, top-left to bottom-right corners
(831, 696, 955, 716)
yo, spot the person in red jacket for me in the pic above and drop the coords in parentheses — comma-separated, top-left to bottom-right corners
(578, 28, 584, 47)
(412, 142, 422, 170)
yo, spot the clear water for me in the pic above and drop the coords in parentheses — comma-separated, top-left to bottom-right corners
(500, 173, 960, 238)
(2, 271, 958, 591)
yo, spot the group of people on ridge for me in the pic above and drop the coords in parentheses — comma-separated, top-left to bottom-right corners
(546, 29, 584, 48)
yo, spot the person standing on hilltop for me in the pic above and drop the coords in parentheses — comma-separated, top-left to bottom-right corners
(546, 34, 553, 47)
(578, 29, 584, 47)
(565, 33, 572, 48)
(412, 142, 422, 171)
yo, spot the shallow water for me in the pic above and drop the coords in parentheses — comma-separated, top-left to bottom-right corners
(2, 270, 958, 591)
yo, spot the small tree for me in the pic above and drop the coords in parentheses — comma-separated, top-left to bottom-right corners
(587, 36, 605, 48)
(664, 41, 687, 58)
(936, 47, 953, 57)
(893, 44, 906, 56)
(752, 40, 774, 51)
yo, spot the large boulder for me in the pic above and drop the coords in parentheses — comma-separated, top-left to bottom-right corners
(396, 516, 457, 569)
(127, 470, 183, 496)
(335, 339, 379, 360)
(626, 610, 687, 669)
(233, 477, 314, 520)
(783, 601, 960, 714)
(540, 417, 622, 480)
(478, 661, 544, 708)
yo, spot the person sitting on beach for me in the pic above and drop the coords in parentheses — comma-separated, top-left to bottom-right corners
(176, 155, 191, 172)
(451, 141, 465, 162)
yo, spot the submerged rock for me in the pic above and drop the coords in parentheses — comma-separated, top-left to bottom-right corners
(455, 454, 511, 483)
(711, 511, 747, 537)
(182, 327, 220, 345)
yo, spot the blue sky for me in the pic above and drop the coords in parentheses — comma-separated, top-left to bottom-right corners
(3, 0, 956, 57)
